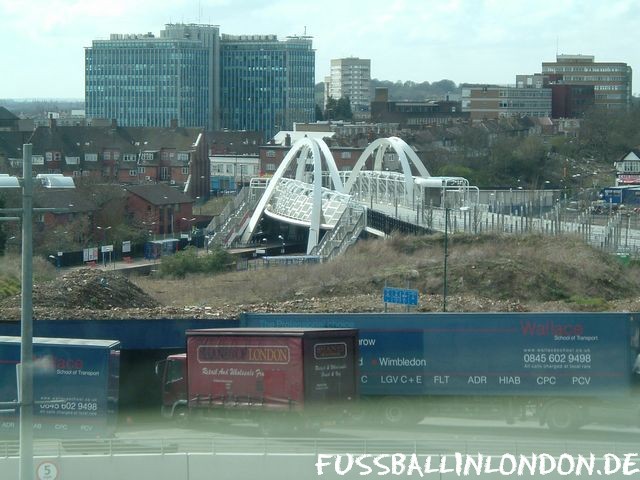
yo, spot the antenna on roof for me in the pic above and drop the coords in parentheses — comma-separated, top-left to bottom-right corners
(556, 35, 559, 57)
(304, 26, 307, 36)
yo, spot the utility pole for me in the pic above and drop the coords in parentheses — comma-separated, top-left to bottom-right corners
(20, 144, 34, 480)
(443, 208, 449, 313)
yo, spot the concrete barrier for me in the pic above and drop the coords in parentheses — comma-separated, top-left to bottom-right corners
(0, 452, 629, 480)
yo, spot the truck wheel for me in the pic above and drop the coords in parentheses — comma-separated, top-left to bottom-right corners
(380, 398, 420, 427)
(545, 401, 578, 432)
(173, 405, 189, 426)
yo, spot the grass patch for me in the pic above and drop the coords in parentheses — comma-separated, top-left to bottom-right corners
(566, 295, 610, 311)
(157, 246, 234, 279)
(132, 232, 640, 309)
(0, 277, 20, 299)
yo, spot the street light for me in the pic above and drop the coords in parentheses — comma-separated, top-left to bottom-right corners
(441, 179, 449, 312)
(0, 144, 75, 480)
(96, 225, 112, 267)
(278, 234, 285, 254)
(443, 207, 449, 312)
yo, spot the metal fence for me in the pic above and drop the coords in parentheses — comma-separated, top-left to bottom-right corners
(0, 436, 638, 458)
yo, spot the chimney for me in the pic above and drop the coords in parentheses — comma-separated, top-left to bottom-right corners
(284, 133, 291, 147)
(49, 115, 57, 130)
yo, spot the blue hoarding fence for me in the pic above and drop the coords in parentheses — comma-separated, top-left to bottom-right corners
(383, 287, 419, 306)
(241, 312, 637, 397)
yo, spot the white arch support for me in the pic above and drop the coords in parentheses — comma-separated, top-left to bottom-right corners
(240, 137, 344, 253)
(345, 137, 430, 202)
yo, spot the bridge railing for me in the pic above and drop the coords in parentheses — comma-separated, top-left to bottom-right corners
(309, 202, 366, 261)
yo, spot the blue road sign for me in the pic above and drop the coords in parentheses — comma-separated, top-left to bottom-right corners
(383, 287, 419, 306)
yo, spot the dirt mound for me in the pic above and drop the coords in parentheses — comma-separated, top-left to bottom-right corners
(0, 269, 159, 310)
(2, 233, 640, 321)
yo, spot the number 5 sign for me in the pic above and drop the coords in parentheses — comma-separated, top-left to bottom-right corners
(37, 461, 59, 480)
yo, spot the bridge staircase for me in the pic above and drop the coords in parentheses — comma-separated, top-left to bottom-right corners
(309, 202, 367, 261)
(206, 185, 263, 249)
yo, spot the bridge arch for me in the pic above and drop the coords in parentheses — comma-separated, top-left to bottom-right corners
(241, 137, 344, 253)
(345, 136, 431, 203)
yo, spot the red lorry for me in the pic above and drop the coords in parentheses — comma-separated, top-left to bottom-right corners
(156, 328, 359, 432)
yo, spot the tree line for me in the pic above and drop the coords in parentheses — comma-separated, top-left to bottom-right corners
(421, 102, 640, 191)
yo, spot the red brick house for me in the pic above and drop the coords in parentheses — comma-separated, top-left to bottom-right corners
(0, 119, 209, 201)
(124, 184, 194, 235)
(259, 144, 365, 176)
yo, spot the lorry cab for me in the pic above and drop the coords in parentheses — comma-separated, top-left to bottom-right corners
(156, 353, 187, 419)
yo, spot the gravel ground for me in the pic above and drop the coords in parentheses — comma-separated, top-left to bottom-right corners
(0, 268, 638, 321)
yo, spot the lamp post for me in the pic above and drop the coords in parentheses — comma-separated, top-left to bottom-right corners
(19, 146, 34, 480)
(0, 144, 75, 480)
(441, 178, 449, 312)
(443, 207, 449, 312)
(96, 225, 112, 267)
(234, 155, 238, 192)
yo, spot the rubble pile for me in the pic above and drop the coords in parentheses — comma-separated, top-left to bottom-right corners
(0, 269, 159, 312)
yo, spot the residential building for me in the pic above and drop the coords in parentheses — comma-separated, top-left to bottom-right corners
(0, 107, 21, 131)
(125, 183, 194, 234)
(294, 121, 400, 138)
(0, 119, 210, 200)
(259, 144, 365, 177)
(461, 84, 552, 121)
(271, 130, 334, 146)
(85, 24, 220, 130)
(555, 117, 582, 137)
(209, 154, 260, 193)
(32, 110, 109, 128)
(614, 148, 640, 186)
(324, 57, 371, 120)
(0, 188, 100, 255)
(207, 131, 263, 156)
(220, 34, 315, 140)
(541, 55, 632, 110)
(371, 87, 467, 128)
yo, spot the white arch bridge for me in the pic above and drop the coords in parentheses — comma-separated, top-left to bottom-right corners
(206, 136, 640, 260)
(207, 136, 478, 259)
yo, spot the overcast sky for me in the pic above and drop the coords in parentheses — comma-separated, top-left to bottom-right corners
(1, 0, 638, 99)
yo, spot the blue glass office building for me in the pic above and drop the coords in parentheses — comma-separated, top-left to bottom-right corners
(220, 35, 315, 140)
(86, 25, 314, 139)
(85, 24, 219, 129)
